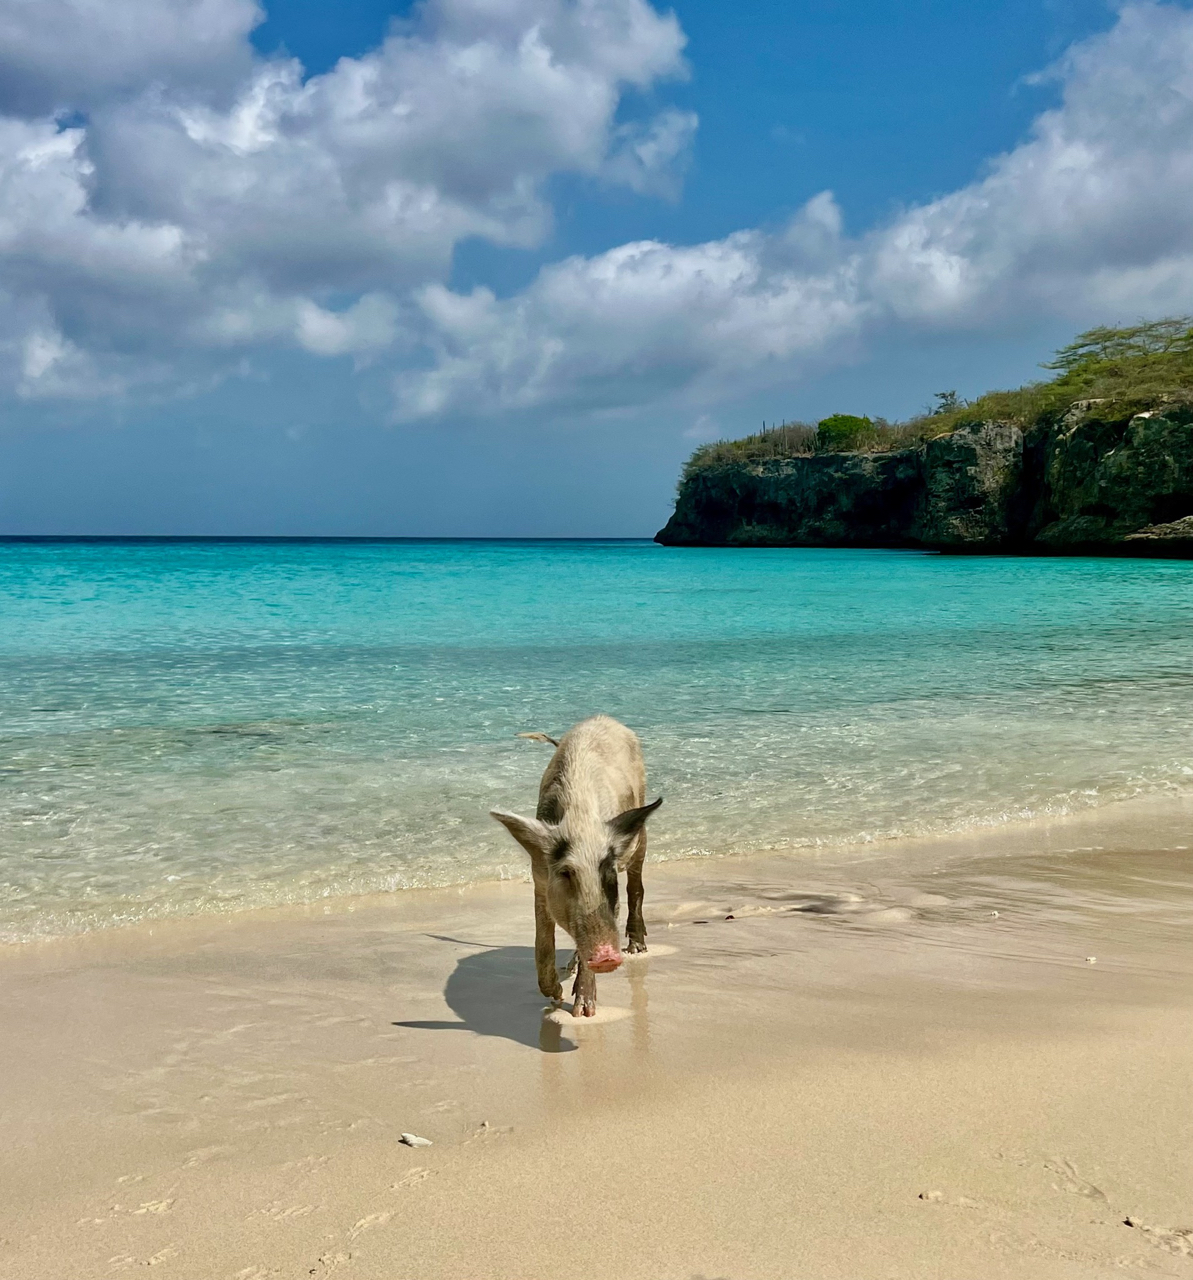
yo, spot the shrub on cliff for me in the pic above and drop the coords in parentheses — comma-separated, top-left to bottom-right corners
(900, 316, 1193, 439)
(680, 421, 817, 481)
(679, 318, 1193, 479)
(815, 414, 877, 452)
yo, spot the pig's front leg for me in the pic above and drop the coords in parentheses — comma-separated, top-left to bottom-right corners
(571, 957, 597, 1017)
(534, 886, 562, 1001)
(625, 841, 648, 954)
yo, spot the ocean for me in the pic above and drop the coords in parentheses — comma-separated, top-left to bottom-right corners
(2, 537, 1192, 942)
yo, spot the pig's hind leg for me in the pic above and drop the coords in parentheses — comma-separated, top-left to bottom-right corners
(571, 957, 597, 1017)
(625, 837, 648, 954)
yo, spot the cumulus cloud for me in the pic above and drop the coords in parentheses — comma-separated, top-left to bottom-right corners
(0, 0, 262, 115)
(396, 2, 1193, 418)
(0, 0, 690, 396)
(399, 200, 861, 418)
(295, 294, 399, 359)
(3, 0, 1193, 418)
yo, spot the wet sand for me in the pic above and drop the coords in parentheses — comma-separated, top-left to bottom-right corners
(2, 797, 1192, 1280)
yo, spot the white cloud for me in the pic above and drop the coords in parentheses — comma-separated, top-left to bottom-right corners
(0, 0, 262, 115)
(0, 0, 690, 396)
(395, 2, 1193, 418)
(398, 210, 863, 417)
(296, 294, 399, 359)
(3, 1, 1193, 419)
(603, 107, 698, 196)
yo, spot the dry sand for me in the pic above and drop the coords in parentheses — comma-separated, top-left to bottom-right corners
(3, 797, 1192, 1280)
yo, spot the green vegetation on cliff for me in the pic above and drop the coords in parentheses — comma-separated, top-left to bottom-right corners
(681, 318, 1193, 481)
(659, 319, 1193, 555)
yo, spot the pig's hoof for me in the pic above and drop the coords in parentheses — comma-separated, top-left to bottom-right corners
(626, 939, 648, 954)
(571, 967, 596, 1016)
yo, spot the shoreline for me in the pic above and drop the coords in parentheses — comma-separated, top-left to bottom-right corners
(4, 796, 1192, 1278)
(5, 786, 1192, 957)
(5, 786, 1193, 955)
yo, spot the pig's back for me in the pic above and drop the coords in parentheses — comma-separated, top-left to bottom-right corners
(536, 715, 645, 823)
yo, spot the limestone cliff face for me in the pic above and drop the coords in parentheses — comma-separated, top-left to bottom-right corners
(655, 403, 1193, 555)
(913, 422, 1025, 549)
(1028, 402, 1193, 548)
(659, 450, 923, 548)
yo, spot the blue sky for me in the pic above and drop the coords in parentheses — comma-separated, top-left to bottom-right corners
(1, 0, 1191, 535)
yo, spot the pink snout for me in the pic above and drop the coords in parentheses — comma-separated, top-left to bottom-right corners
(587, 944, 624, 973)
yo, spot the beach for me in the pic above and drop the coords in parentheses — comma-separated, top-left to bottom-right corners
(9, 0, 1193, 1272)
(4, 795, 1191, 1280)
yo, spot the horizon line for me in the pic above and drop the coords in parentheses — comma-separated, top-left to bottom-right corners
(0, 534, 660, 544)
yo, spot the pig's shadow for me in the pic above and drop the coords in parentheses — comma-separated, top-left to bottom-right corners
(393, 942, 577, 1054)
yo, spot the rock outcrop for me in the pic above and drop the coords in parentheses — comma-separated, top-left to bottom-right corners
(656, 402, 1193, 555)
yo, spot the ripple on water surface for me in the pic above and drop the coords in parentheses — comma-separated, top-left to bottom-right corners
(2, 540, 1193, 940)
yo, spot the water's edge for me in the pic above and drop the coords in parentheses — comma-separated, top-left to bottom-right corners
(4, 541, 1192, 944)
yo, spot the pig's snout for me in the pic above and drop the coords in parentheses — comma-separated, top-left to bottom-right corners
(587, 943, 623, 973)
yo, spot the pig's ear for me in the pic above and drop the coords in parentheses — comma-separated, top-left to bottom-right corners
(608, 796, 663, 843)
(490, 809, 555, 859)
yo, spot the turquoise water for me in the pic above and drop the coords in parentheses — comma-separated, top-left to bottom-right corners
(3, 538, 1193, 942)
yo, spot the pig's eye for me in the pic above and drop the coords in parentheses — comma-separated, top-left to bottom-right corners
(556, 866, 572, 880)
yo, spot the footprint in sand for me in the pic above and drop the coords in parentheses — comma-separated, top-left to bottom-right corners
(918, 1190, 982, 1208)
(391, 1167, 434, 1189)
(106, 1245, 179, 1270)
(133, 1198, 176, 1215)
(183, 1145, 234, 1168)
(232, 1268, 279, 1280)
(465, 1120, 512, 1144)
(309, 1250, 352, 1273)
(1044, 1157, 1106, 1201)
(251, 1202, 318, 1221)
(347, 1213, 391, 1240)
(1124, 1217, 1193, 1257)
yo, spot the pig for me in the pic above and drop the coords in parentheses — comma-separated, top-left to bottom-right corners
(490, 715, 662, 1017)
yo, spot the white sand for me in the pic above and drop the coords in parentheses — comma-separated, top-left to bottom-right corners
(2, 797, 1192, 1279)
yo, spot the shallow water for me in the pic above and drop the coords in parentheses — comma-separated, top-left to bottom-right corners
(2, 538, 1193, 941)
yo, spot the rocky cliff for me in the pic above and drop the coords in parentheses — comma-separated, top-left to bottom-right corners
(655, 401, 1193, 555)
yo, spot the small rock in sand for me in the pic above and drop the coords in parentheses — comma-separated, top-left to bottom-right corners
(919, 1190, 944, 1202)
(989, 910, 1000, 918)
(1086, 956, 1097, 964)
(399, 1133, 433, 1147)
